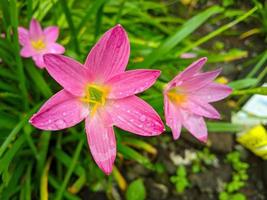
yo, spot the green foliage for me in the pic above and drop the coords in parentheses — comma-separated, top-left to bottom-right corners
(192, 148, 217, 173)
(0, 0, 264, 199)
(126, 179, 146, 200)
(219, 151, 249, 200)
(170, 166, 190, 194)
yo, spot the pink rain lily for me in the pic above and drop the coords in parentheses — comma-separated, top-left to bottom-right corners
(18, 19, 65, 68)
(164, 57, 232, 142)
(29, 25, 164, 174)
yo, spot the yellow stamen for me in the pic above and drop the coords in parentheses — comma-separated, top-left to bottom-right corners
(167, 88, 187, 105)
(80, 84, 109, 117)
(31, 39, 46, 51)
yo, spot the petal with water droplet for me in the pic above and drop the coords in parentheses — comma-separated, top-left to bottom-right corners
(106, 69, 161, 99)
(85, 113, 116, 175)
(29, 89, 89, 130)
(107, 96, 165, 136)
(180, 111, 208, 142)
(164, 97, 182, 140)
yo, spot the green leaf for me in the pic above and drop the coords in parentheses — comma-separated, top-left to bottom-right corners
(117, 143, 154, 170)
(206, 122, 242, 132)
(228, 78, 258, 90)
(126, 179, 146, 200)
(134, 6, 224, 68)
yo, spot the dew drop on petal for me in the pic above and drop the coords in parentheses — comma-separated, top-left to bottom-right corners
(55, 119, 66, 129)
(140, 115, 146, 122)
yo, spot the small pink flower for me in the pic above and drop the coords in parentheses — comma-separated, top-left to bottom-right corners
(18, 19, 65, 68)
(29, 25, 164, 174)
(164, 57, 232, 142)
(180, 52, 197, 59)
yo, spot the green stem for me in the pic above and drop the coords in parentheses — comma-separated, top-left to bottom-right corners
(232, 87, 267, 96)
(54, 140, 84, 200)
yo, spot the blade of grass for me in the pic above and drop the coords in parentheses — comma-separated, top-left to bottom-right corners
(26, 61, 52, 98)
(0, 135, 26, 174)
(9, 0, 29, 110)
(77, 0, 107, 33)
(25, 164, 32, 200)
(94, 2, 104, 41)
(59, 0, 80, 53)
(48, 176, 81, 200)
(134, 5, 224, 68)
(117, 143, 154, 170)
(40, 157, 52, 200)
(247, 50, 267, 78)
(37, 132, 51, 176)
(176, 6, 258, 57)
(0, 103, 41, 157)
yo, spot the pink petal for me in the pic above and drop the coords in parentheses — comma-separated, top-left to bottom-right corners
(106, 70, 161, 99)
(18, 27, 29, 46)
(166, 57, 207, 90)
(20, 46, 34, 58)
(180, 111, 208, 142)
(194, 83, 232, 102)
(33, 54, 45, 68)
(44, 26, 59, 42)
(178, 57, 207, 80)
(107, 96, 165, 136)
(84, 25, 130, 81)
(47, 43, 65, 54)
(85, 113, 116, 175)
(29, 19, 43, 40)
(164, 97, 182, 140)
(44, 54, 91, 96)
(29, 89, 88, 130)
(185, 98, 221, 119)
(180, 68, 222, 91)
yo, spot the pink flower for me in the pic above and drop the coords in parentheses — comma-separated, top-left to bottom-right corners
(164, 57, 232, 142)
(29, 25, 164, 174)
(180, 52, 197, 59)
(18, 19, 65, 68)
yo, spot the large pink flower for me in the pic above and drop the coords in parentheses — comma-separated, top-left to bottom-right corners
(18, 19, 65, 68)
(164, 57, 232, 142)
(29, 25, 164, 174)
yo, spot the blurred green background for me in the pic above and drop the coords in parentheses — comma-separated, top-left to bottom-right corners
(0, 0, 267, 199)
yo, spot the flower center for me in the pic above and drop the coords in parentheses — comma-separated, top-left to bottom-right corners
(31, 39, 46, 51)
(81, 84, 109, 117)
(167, 88, 187, 105)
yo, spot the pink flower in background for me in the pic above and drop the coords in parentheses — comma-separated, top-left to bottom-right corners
(164, 57, 232, 142)
(180, 52, 197, 59)
(29, 25, 164, 174)
(18, 19, 65, 68)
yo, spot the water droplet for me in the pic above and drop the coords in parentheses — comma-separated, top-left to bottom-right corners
(63, 112, 67, 116)
(130, 119, 134, 122)
(56, 119, 66, 129)
(48, 119, 52, 123)
(138, 124, 143, 128)
(140, 115, 146, 122)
